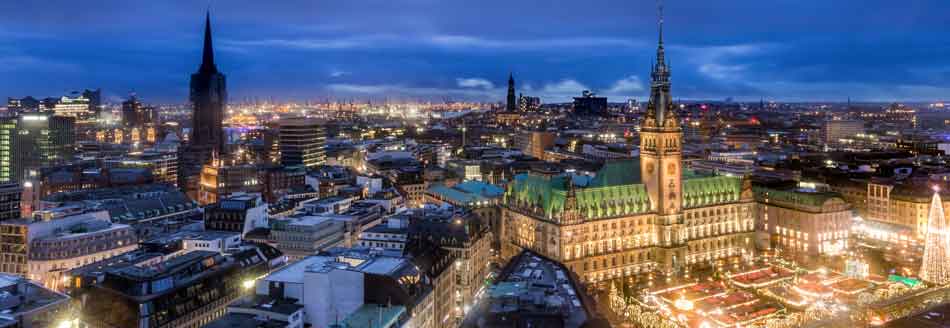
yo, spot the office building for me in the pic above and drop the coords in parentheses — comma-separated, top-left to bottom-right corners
(121, 94, 157, 128)
(0, 210, 137, 290)
(0, 182, 20, 221)
(572, 90, 608, 116)
(67, 242, 281, 328)
(0, 113, 75, 182)
(197, 158, 261, 205)
(822, 120, 864, 146)
(278, 118, 326, 168)
(515, 130, 556, 159)
(754, 187, 852, 263)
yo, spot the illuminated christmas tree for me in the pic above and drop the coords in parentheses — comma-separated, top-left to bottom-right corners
(920, 187, 950, 285)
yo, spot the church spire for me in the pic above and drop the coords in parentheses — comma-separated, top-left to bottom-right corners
(199, 11, 218, 74)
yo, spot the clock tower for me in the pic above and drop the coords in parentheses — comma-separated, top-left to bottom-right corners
(639, 4, 685, 274)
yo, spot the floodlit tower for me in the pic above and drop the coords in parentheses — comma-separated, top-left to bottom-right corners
(920, 186, 950, 285)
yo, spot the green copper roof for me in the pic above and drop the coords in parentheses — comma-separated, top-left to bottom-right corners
(506, 159, 746, 221)
(506, 160, 651, 221)
(682, 175, 743, 209)
(588, 160, 641, 187)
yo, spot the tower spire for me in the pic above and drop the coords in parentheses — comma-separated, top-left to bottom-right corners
(643, 0, 675, 129)
(656, 0, 666, 67)
(200, 10, 218, 73)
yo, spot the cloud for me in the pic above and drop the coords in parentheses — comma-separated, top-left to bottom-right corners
(223, 34, 646, 53)
(520, 79, 590, 102)
(675, 43, 775, 81)
(456, 78, 494, 89)
(605, 75, 644, 94)
(222, 37, 381, 50)
(0, 55, 80, 73)
(427, 35, 643, 50)
(698, 63, 747, 80)
(329, 70, 349, 78)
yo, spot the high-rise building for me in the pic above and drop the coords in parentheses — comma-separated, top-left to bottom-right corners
(920, 188, 950, 285)
(501, 10, 756, 282)
(278, 118, 326, 169)
(0, 182, 20, 221)
(506, 73, 517, 112)
(0, 113, 75, 183)
(179, 12, 227, 196)
(519, 94, 541, 111)
(822, 120, 864, 146)
(121, 94, 157, 128)
(572, 90, 608, 116)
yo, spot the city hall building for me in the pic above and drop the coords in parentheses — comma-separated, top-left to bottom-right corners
(500, 25, 756, 283)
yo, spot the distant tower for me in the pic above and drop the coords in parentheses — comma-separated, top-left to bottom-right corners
(190, 11, 227, 154)
(506, 73, 517, 112)
(920, 188, 950, 285)
(179, 11, 228, 197)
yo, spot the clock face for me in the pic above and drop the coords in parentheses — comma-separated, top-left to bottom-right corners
(646, 163, 655, 175)
(667, 163, 677, 176)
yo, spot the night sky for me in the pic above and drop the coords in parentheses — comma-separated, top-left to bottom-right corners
(2, 0, 949, 103)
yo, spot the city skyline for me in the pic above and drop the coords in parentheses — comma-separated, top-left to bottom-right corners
(2, 0, 950, 103)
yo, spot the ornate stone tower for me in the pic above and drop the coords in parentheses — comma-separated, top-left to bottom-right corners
(639, 3, 685, 274)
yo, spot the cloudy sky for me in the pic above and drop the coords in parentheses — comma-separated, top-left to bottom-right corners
(2, 0, 949, 103)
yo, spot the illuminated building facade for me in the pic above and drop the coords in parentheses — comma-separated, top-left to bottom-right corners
(865, 180, 950, 240)
(514, 130, 555, 159)
(278, 118, 326, 169)
(0, 182, 20, 221)
(0, 113, 75, 183)
(501, 19, 755, 282)
(754, 187, 852, 263)
(121, 94, 157, 128)
(0, 210, 137, 290)
(197, 158, 261, 205)
(822, 120, 864, 147)
(53, 90, 100, 122)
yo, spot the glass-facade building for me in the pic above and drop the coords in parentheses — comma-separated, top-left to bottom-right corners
(0, 113, 75, 183)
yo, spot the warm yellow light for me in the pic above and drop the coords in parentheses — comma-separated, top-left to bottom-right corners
(242, 279, 255, 290)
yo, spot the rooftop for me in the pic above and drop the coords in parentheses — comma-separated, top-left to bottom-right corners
(463, 250, 589, 328)
(264, 248, 411, 284)
(339, 304, 406, 328)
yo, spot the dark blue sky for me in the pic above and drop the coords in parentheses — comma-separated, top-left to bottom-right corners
(2, 0, 949, 103)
